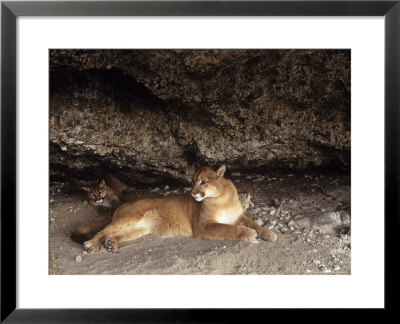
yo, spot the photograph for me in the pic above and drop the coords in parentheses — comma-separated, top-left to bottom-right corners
(48, 49, 351, 275)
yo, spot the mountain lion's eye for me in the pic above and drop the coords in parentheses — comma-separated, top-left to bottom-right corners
(200, 180, 207, 186)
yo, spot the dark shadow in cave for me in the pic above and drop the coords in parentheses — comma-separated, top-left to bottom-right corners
(50, 66, 167, 114)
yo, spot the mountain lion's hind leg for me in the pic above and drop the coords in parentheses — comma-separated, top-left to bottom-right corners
(236, 214, 278, 242)
(104, 227, 149, 252)
(83, 222, 121, 253)
(83, 231, 105, 253)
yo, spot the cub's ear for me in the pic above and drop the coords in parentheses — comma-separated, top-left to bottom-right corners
(82, 186, 89, 192)
(88, 179, 98, 186)
(192, 162, 201, 173)
(99, 180, 105, 188)
(216, 165, 226, 178)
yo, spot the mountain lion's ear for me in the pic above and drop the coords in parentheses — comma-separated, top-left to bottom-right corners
(216, 165, 226, 178)
(99, 180, 105, 188)
(82, 186, 89, 192)
(192, 163, 201, 173)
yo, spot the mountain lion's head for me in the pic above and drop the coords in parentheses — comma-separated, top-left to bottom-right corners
(191, 165, 226, 202)
(82, 179, 113, 208)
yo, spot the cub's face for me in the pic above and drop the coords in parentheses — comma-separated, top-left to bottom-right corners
(191, 165, 226, 202)
(82, 180, 112, 208)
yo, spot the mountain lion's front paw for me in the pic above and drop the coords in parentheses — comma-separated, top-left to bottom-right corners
(259, 229, 278, 242)
(239, 227, 258, 243)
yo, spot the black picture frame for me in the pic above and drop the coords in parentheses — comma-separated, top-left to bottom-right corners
(1, 0, 398, 322)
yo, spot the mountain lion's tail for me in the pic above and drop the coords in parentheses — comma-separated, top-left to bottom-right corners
(70, 219, 112, 244)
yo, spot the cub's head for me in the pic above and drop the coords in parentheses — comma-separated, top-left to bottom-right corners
(82, 179, 112, 207)
(191, 165, 226, 202)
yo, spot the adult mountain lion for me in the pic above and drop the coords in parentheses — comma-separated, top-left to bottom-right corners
(71, 165, 277, 252)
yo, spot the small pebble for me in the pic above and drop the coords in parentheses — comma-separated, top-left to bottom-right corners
(322, 267, 331, 273)
(164, 185, 169, 190)
(334, 265, 341, 271)
(313, 259, 321, 265)
(75, 255, 82, 263)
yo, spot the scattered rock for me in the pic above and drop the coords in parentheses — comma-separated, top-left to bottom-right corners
(294, 211, 351, 234)
(312, 212, 344, 233)
(321, 267, 331, 273)
(253, 176, 265, 182)
(271, 198, 281, 208)
(294, 216, 312, 228)
(280, 227, 289, 234)
(339, 211, 351, 225)
(75, 255, 82, 263)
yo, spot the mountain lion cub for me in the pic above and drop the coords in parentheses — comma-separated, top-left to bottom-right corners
(72, 165, 277, 252)
(82, 174, 135, 216)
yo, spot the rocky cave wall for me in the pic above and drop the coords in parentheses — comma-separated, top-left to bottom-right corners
(49, 49, 350, 187)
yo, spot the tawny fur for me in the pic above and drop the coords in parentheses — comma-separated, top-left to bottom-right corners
(72, 165, 277, 253)
(82, 174, 135, 216)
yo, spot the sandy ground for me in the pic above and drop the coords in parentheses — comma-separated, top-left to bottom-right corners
(49, 170, 351, 275)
